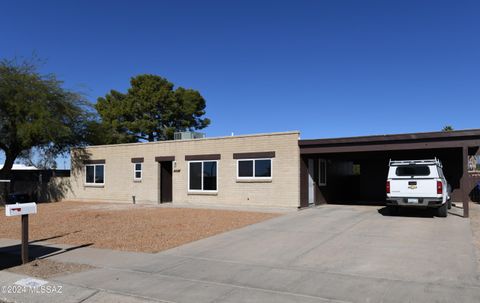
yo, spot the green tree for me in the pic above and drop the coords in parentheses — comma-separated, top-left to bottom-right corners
(442, 125, 454, 132)
(0, 58, 92, 178)
(96, 74, 210, 142)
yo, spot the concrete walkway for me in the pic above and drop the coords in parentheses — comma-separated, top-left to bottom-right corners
(1, 204, 479, 302)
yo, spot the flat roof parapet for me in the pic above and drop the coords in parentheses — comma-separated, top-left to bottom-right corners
(82, 131, 301, 149)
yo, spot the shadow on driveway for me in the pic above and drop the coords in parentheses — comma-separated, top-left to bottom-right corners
(378, 206, 436, 218)
(0, 242, 92, 270)
(378, 206, 462, 218)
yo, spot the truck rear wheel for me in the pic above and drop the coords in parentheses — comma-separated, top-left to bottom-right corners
(437, 203, 448, 217)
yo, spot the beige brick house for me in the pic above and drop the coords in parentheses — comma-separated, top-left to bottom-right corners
(68, 128, 479, 215)
(68, 132, 301, 208)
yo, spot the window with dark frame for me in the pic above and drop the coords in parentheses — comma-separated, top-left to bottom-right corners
(237, 159, 272, 179)
(85, 164, 104, 185)
(188, 161, 217, 191)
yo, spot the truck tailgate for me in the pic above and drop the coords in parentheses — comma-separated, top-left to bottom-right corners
(390, 178, 437, 197)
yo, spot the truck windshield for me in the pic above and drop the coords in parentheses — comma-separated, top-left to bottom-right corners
(395, 165, 430, 176)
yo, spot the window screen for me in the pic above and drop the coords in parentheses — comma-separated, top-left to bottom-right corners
(95, 165, 104, 183)
(189, 162, 202, 190)
(86, 166, 95, 183)
(203, 161, 217, 190)
(255, 159, 271, 177)
(238, 160, 254, 177)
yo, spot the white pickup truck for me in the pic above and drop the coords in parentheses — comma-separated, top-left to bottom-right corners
(386, 159, 451, 217)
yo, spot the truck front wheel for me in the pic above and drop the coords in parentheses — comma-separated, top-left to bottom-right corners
(437, 203, 448, 217)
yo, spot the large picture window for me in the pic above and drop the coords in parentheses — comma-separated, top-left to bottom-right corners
(85, 164, 104, 185)
(188, 161, 217, 191)
(237, 159, 272, 179)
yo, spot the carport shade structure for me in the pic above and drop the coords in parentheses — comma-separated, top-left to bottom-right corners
(299, 129, 480, 218)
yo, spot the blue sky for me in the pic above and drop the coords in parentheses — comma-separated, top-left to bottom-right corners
(1, 0, 479, 166)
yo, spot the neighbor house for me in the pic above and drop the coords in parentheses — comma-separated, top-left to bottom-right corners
(0, 164, 70, 203)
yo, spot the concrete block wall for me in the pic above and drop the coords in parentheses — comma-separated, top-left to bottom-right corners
(67, 132, 301, 208)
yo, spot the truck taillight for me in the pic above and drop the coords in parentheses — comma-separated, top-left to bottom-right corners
(437, 181, 443, 195)
(386, 181, 390, 194)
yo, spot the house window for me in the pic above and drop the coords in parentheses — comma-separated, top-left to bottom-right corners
(134, 163, 142, 181)
(318, 159, 327, 186)
(237, 159, 272, 179)
(85, 164, 104, 185)
(188, 161, 217, 191)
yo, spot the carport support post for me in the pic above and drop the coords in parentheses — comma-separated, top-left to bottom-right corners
(21, 214, 29, 264)
(462, 146, 469, 218)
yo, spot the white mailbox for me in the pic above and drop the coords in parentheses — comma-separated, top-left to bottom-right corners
(5, 203, 37, 217)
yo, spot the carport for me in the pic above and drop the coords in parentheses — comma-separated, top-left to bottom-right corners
(299, 129, 480, 217)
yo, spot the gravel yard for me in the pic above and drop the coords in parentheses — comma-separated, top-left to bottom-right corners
(4, 256, 95, 279)
(0, 201, 280, 253)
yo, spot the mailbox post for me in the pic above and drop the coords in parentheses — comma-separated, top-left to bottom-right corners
(22, 214, 29, 263)
(5, 202, 37, 264)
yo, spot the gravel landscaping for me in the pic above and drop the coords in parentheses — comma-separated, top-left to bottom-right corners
(0, 201, 279, 253)
(3, 255, 95, 279)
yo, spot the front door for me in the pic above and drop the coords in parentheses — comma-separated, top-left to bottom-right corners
(160, 161, 173, 203)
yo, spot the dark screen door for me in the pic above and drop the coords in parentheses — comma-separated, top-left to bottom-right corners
(160, 161, 173, 203)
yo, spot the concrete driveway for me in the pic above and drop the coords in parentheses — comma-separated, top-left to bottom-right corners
(33, 205, 480, 302)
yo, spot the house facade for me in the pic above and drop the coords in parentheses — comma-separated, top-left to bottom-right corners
(67, 129, 480, 216)
(67, 132, 300, 208)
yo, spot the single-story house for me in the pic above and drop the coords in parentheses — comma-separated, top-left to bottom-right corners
(67, 129, 480, 216)
(68, 132, 301, 208)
